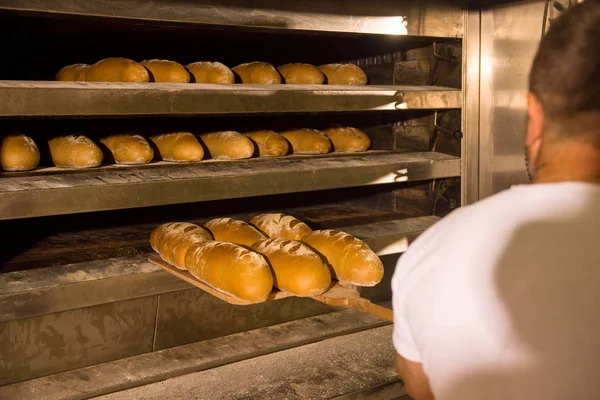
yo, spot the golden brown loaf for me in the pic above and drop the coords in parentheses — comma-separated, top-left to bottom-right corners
(277, 63, 325, 84)
(243, 131, 290, 157)
(100, 134, 154, 164)
(199, 131, 255, 159)
(232, 62, 282, 84)
(0, 135, 40, 171)
(85, 58, 150, 82)
(323, 127, 371, 152)
(140, 59, 190, 83)
(302, 230, 384, 287)
(280, 129, 332, 154)
(250, 213, 312, 240)
(150, 132, 204, 162)
(186, 241, 273, 303)
(251, 238, 331, 297)
(55, 63, 90, 81)
(48, 135, 103, 168)
(319, 64, 368, 85)
(150, 222, 213, 270)
(186, 61, 235, 84)
(204, 218, 267, 247)
(277, 63, 325, 85)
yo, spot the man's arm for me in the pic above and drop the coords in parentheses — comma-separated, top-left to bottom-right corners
(395, 353, 434, 400)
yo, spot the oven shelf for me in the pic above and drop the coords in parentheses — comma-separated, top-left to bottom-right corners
(0, 81, 462, 117)
(0, 151, 460, 220)
(0, 0, 463, 38)
(0, 214, 439, 322)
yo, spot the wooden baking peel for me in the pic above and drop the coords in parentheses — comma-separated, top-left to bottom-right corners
(149, 255, 393, 321)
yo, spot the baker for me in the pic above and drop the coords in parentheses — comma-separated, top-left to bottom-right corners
(392, 2, 600, 399)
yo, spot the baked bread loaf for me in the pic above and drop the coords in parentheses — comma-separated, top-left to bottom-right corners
(251, 238, 331, 297)
(150, 222, 213, 270)
(277, 63, 324, 84)
(48, 135, 103, 168)
(140, 59, 190, 83)
(199, 131, 255, 159)
(186, 61, 234, 84)
(186, 241, 273, 303)
(232, 62, 282, 84)
(250, 213, 312, 240)
(244, 131, 289, 157)
(280, 129, 332, 154)
(85, 58, 150, 82)
(150, 132, 204, 162)
(0, 134, 40, 171)
(204, 218, 267, 247)
(323, 127, 371, 152)
(100, 134, 154, 164)
(302, 230, 384, 287)
(56, 63, 90, 81)
(319, 64, 368, 85)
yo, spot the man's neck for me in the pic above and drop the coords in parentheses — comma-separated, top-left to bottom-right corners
(533, 144, 600, 184)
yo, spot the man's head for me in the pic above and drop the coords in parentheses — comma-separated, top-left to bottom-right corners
(526, 0, 600, 181)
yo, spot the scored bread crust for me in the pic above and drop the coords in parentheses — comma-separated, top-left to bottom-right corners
(318, 64, 368, 85)
(48, 135, 103, 168)
(0, 134, 40, 171)
(279, 129, 332, 154)
(322, 127, 371, 152)
(100, 134, 154, 164)
(199, 131, 255, 159)
(243, 131, 289, 157)
(150, 222, 213, 270)
(302, 229, 384, 287)
(232, 62, 282, 84)
(186, 241, 274, 302)
(204, 218, 267, 247)
(252, 238, 331, 297)
(250, 213, 312, 240)
(150, 132, 204, 162)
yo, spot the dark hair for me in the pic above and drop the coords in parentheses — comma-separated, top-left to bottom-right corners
(529, 0, 600, 135)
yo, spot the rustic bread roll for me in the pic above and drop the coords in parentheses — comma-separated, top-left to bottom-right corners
(204, 218, 267, 247)
(56, 63, 90, 81)
(140, 59, 190, 83)
(150, 132, 204, 162)
(48, 135, 103, 168)
(232, 62, 282, 84)
(244, 131, 289, 157)
(186, 61, 235, 84)
(250, 213, 312, 240)
(319, 64, 368, 85)
(199, 131, 255, 159)
(280, 129, 332, 154)
(323, 127, 371, 152)
(252, 238, 331, 297)
(100, 134, 154, 165)
(150, 222, 213, 270)
(0, 135, 40, 171)
(85, 58, 150, 82)
(277, 63, 324, 84)
(302, 230, 384, 287)
(186, 241, 274, 303)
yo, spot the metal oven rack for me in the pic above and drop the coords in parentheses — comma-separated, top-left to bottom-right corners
(0, 1, 471, 398)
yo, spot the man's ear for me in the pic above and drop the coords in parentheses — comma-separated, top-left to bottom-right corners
(526, 93, 544, 166)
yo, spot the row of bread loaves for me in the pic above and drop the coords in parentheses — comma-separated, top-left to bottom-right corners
(150, 213, 384, 303)
(56, 58, 368, 85)
(0, 127, 371, 171)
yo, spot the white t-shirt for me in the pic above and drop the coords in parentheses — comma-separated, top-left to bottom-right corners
(392, 182, 600, 400)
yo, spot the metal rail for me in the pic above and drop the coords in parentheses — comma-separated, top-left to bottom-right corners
(0, 81, 462, 117)
(0, 152, 460, 219)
